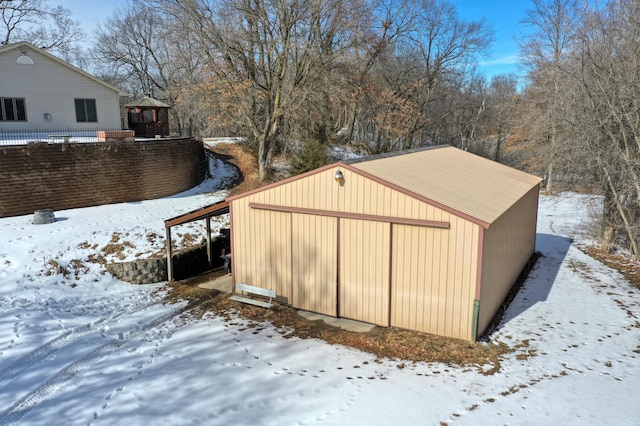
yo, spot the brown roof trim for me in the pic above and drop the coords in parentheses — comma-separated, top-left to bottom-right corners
(227, 158, 490, 228)
(229, 202, 237, 290)
(475, 227, 485, 300)
(339, 162, 492, 229)
(250, 203, 450, 229)
(164, 199, 229, 228)
(226, 147, 447, 203)
(343, 144, 448, 165)
(226, 162, 339, 202)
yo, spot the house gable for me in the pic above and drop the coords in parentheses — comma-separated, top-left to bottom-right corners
(231, 146, 542, 229)
(0, 42, 124, 130)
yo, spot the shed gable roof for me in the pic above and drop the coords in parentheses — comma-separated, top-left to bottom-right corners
(349, 145, 542, 226)
(0, 42, 126, 96)
(227, 145, 541, 228)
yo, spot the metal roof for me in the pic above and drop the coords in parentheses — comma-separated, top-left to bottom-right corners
(164, 199, 229, 228)
(349, 145, 542, 226)
(343, 145, 444, 164)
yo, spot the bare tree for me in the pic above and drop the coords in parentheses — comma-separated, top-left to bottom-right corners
(519, 0, 579, 193)
(0, 0, 83, 59)
(337, 0, 419, 146)
(154, 0, 365, 180)
(448, 71, 488, 152)
(565, 0, 640, 256)
(86, 0, 491, 181)
(93, 1, 205, 135)
(406, 0, 492, 148)
(95, 2, 175, 95)
(516, 0, 640, 257)
(345, 0, 492, 153)
(486, 73, 519, 161)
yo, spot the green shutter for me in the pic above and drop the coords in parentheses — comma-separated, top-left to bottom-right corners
(86, 99, 97, 122)
(16, 98, 26, 121)
(4, 98, 15, 120)
(75, 99, 86, 122)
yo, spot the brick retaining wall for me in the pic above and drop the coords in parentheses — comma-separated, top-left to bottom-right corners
(0, 138, 206, 217)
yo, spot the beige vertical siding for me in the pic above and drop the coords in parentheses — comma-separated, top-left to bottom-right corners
(230, 165, 479, 335)
(391, 216, 478, 340)
(291, 214, 337, 316)
(231, 205, 292, 302)
(339, 219, 391, 326)
(227, 147, 542, 342)
(477, 186, 540, 336)
(249, 166, 453, 222)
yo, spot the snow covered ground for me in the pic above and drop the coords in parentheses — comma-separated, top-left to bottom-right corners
(1, 157, 639, 425)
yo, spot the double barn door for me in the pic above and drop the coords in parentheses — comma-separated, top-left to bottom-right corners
(249, 207, 466, 337)
(289, 213, 392, 327)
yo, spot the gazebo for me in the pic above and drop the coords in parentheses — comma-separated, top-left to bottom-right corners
(125, 96, 170, 138)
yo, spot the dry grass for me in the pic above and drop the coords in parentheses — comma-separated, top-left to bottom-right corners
(582, 246, 640, 290)
(101, 232, 136, 260)
(211, 142, 265, 195)
(166, 279, 511, 373)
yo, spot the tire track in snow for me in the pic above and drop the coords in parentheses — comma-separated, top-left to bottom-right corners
(0, 303, 191, 426)
(0, 300, 162, 388)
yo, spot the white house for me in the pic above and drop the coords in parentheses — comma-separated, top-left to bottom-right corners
(0, 42, 125, 131)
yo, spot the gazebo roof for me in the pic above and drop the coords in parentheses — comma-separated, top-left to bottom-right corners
(125, 96, 170, 108)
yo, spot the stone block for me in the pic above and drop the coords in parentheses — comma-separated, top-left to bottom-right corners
(97, 130, 135, 142)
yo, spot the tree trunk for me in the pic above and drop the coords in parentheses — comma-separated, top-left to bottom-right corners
(602, 165, 640, 258)
(258, 135, 271, 181)
(546, 123, 557, 193)
(345, 103, 358, 143)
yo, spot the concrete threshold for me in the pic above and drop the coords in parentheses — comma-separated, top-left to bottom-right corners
(197, 276, 375, 333)
(197, 273, 232, 293)
(297, 311, 376, 333)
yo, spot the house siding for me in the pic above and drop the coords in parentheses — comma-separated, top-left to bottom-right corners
(0, 46, 121, 130)
(291, 214, 338, 316)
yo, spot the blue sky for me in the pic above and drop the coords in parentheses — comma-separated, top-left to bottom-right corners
(58, 0, 531, 81)
(456, 0, 532, 80)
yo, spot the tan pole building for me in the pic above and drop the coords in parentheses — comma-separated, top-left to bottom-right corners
(227, 145, 542, 341)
